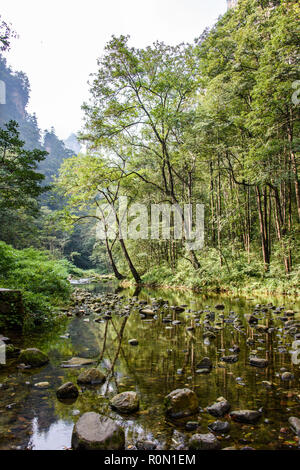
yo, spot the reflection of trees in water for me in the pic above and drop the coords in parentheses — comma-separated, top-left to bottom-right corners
(68, 317, 100, 358)
(97, 312, 197, 402)
(102, 317, 128, 394)
(94, 304, 279, 413)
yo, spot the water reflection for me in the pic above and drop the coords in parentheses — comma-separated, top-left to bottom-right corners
(0, 283, 299, 450)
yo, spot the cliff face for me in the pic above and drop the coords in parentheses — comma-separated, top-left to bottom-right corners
(0, 57, 29, 127)
(64, 133, 81, 154)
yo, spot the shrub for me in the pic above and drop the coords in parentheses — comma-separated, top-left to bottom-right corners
(0, 241, 72, 328)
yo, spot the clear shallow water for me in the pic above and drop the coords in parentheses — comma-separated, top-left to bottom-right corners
(0, 282, 299, 450)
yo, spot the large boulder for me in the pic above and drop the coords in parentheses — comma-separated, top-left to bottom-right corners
(189, 433, 221, 450)
(230, 410, 261, 424)
(18, 348, 49, 367)
(77, 368, 106, 385)
(207, 399, 231, 417)
(72, 412, 125, 450)
(110, 391, 139, 414)
(56, 382, 79, 399)
(164, 388, 199, 419)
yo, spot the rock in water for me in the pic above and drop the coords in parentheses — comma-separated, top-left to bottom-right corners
(77, 368, 106, 385)
(207, 399, 231, 417)
(140, 309, 155, 316)
(197, 357, 212, 371)
(281, 372, 294, 381)
(289, 417, 300, 437)
(60, 357, 96, 368)
(185, 421, 199, 431)
(248, 315, 258, 325)
(189, 433, 221, 450)
(249, 357, 268, 368)
(56, 382, 79, 399)
(208, 420, 230, 433)
(174, 306, 185, 313)
(164, 388, 199, 419)
(230, 410, 261, 424)
(34, 382, 50, 389)
(18, 348, 49, 367)
(221, 355, 238, 363)
(110, 391, 139, 414)
(215, 304, 225, 310)
(72, 412, 125, 450)
(136, 440, 157, 450)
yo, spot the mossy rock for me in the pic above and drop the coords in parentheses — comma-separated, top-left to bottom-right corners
(56, 382, 79, 399)
(77, 368, 106, 385)
(164, 388, 199, 419)
(109, 391, 139, 414)
(18, 348, 49, 367)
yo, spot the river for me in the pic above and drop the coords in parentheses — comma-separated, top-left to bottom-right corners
(0, 281, 299, 450)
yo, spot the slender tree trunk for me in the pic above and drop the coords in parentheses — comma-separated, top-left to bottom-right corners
(105, 236, 124, 280)
(210, 161, 216, 246)
(256, 185, 270, 270)
(119, 238, 141, 283)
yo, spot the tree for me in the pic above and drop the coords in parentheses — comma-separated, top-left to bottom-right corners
(82, 35, 202, 269)
(55, 153, 139, 281)
(193, 0, 299, 272)
(0, 120, 47, 211)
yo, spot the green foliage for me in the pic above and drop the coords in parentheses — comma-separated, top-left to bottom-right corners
(0, 241, 72, 328)
(2, 3, 300, 296)
(0, 120, 47, 210)
(142, 245, 299, 295)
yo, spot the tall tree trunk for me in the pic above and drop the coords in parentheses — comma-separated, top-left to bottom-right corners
(256, 185, 270, 270)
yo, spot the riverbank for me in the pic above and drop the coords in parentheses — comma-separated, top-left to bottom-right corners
(120, 272, 299, 298)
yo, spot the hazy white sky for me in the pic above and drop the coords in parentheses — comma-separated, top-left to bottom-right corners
(1, 0, 227, 140)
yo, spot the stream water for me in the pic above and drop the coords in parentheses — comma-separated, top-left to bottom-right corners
(0, 281, 299, 450)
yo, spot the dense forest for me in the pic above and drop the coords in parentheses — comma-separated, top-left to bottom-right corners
(57, 0, 299, 293)
(0, 0, 299, 328)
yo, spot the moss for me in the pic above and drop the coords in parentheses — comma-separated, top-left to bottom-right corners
(18, 348, 49, 367)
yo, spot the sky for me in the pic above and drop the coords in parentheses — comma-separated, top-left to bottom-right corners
(1, 0, 227, 140)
